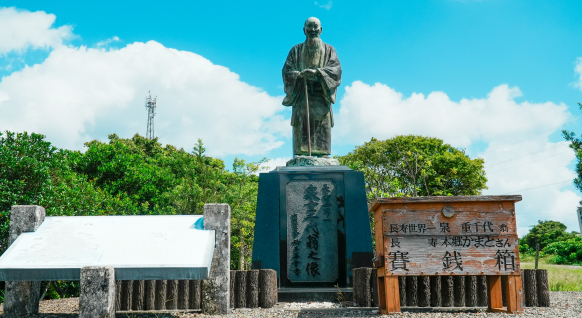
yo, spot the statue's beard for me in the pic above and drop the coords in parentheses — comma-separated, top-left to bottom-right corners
(304, 37, 323, 67)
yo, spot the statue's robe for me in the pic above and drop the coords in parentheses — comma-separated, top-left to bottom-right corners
(282, 41, 342, 156)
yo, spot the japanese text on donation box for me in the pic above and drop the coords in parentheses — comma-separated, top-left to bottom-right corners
(383, 207, 520, 275)
(287, 180, 338, 282)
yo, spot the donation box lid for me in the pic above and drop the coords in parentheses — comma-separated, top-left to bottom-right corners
(0, 215, 215, 281)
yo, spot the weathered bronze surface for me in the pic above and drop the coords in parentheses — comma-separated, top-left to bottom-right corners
(282, 17, 342, 157)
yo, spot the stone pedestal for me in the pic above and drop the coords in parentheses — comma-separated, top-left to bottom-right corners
(79, 266, 116, 318)
(202, 204, 231, 314)
(251, 165, 373, 298)
(3, 206, 45, 318)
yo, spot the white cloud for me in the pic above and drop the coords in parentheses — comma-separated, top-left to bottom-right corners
(574, 57, 582, 91)
(0, 41, 288, 156)
(264, 157, 293, 170)
(314, 1, 333, 10)
(0, 7, 74, 55)
(336, 81, 569, 147)
(335, 81, 580, 235)
(96, 36, 120, 47)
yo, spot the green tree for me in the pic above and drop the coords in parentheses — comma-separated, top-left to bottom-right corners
(520, 220, 576, 251)
(563, 102, 582, 193)
(338, 135, 488, 202)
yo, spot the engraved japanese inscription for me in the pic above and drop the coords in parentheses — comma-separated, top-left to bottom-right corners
(286, 180, 338, 282)
(379, 202, 521, 276)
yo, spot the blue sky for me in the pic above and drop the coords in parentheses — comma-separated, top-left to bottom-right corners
(2, 1, 582, 235)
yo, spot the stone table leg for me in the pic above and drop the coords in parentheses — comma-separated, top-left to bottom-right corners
(3, 205, 45, 318)
(79, 266, 116, 318)
(202, 204, 231, 315)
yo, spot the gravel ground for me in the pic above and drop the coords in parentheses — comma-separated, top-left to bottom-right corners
(0, 291, 580, 317)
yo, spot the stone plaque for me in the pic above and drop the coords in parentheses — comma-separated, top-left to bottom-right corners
(286, 179, 338, 282)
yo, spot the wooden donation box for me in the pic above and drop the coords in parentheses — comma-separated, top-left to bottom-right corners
(371, 196, 524, 314)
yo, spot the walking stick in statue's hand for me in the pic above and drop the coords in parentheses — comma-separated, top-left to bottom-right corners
(304, 77, 312, 157)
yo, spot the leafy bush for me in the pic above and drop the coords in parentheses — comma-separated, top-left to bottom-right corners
(521, 220, 577, 252)
(1, 131, 265, 301)
(544, 236, 582, 265)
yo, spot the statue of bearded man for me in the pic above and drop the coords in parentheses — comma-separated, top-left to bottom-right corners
(282, 17, 342, 157)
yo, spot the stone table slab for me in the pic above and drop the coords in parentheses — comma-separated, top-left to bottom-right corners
(0, 215, 214, 281)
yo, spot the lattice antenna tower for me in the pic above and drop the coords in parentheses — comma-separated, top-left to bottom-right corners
(145, 91, 157, 139)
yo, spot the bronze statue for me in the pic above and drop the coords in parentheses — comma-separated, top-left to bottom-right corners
(282, 17, 342, 157)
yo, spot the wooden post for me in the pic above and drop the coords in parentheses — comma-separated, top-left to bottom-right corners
(230, 271, 236, 308)
(465, 276, 478, 307)
(477, 275, 488, 307)
(115, 281, 122, 311)
(378, 275, 400, 314)
(258, 269, 277, 308)
(504, 275, 524, 313)
(430, 276, 441, 307)
(121, 280, 133, 311)
(398, 276, 406, 307)
(189, 280, 201, 310)
(235, 270, 247, 308)
(536, 269, 550, 307)
(155, 280, 167, 310)
(145, 280, 156, 310)
(246, 270, 260, 308)
(522, 269, 538, 307)
(454, 276, 465, 307)
(132, 280, 145, 310)
(166, 280, 179, 310)
(487, 275, 503, 311)
(178, 280, 189, 310)
(371, 269, 379, 307)
(418, 276, 430, 307)
(406, 276, 418, 306)
(442, 276, 454, 307)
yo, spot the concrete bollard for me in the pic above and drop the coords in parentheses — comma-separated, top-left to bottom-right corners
(202, 204, 231, 315)
(3, 205, 45, 318)
(79, 266, 116, 318)
(259, 269, 277, 308)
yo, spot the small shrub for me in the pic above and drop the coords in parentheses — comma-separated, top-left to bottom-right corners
(544, 236, 582, 265)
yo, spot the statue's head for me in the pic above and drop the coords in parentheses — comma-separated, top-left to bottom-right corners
(303, 17, 322, 39)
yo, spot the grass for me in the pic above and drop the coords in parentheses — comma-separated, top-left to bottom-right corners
(521, 261, 582, 291)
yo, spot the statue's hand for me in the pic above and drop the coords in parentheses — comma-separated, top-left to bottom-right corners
(301, 69, 317, 80)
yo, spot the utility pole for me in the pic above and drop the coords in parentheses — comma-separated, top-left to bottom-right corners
(145, 91, 157, 139)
